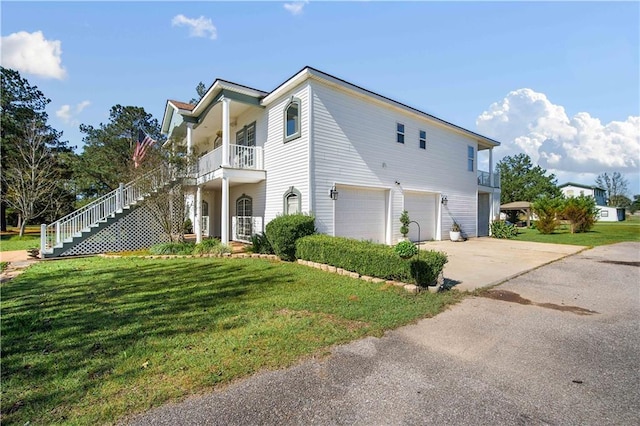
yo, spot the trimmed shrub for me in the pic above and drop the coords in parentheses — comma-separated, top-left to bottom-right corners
(394, 240, 418, 258)
(490, 220, 518, 239)
(532, 196, 562, 234)
(250, 232, 274, 254)
(562, 195, 598, 233)
(149, 242, 195, 255)
(296, 234, 447, 287)
(265, 213, 315, 261)
(399, 210, 410, 238)
(193, 238, 231, 255)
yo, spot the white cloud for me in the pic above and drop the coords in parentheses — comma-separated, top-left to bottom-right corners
(171, 14, 217, 39)
(1, 31, 66, 79)
(476, 88, 640, 186)
(284, 1, 309, 15)
(56, 100, 91, 125)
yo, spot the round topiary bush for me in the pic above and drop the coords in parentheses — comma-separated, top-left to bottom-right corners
(394, 240, 418, 259)
(265, 213, 315, 261)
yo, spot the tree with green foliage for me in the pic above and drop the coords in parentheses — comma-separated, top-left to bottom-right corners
(1, 67, 75, 230)
(532, 196, 562, 234)
(1, 67, 50, 230)
(595, 172, 629, 205)
(562, 195, 598, 234)
(497, 153, 562, 206)
(189, 81, 207, 105)
(608, 194, 631, 209)
(75, 105, 163, 200)
(630, 195, 640, 214)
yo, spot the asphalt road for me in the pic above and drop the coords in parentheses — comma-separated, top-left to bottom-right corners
(127, 242, 640, 425)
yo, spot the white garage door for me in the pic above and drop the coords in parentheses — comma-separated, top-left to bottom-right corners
(335, 186, 387, 243)
(404, 192, 436, 242)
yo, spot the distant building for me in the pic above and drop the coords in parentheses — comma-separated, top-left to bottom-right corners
(558, 182, 625, 222)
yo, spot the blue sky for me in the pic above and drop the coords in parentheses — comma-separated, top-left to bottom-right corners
(2, 1, 639, 195)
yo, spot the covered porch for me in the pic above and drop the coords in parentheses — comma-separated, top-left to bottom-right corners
(161, 79, 268, 245)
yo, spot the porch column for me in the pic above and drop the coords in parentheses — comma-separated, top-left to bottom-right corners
(488, 147, 494, 187)
(221, 97, 230, 167)
(186, 123, 194, 156)
(221, 176, 229, 245)
(195, 185, 202, 243)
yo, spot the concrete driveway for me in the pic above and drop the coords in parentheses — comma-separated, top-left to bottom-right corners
(127, 242, 639, 425)
(419, 238, 586, 291)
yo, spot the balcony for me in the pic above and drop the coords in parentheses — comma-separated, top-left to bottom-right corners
(197, 144, 264, 177)
(477, 170, 500, 188)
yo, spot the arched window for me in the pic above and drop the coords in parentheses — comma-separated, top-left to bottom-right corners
(284, 97, 301, 142)
(236, 195, 253, 241)
(202, 201, 209, 217)
(283, 186, 301, 214)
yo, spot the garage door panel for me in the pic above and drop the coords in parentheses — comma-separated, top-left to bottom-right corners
(335, 186, 386, 243)
(404, 193, 436, 242)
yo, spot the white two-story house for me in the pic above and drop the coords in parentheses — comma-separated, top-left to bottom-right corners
(559, 182, 625, 222)
(162, 66, 502, 245)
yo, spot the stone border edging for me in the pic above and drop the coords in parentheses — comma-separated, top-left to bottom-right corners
(296, 259, 443, 294)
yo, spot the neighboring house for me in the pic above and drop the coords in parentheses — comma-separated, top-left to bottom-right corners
(559, 182, 625, 222)
(40, 66, 502, 257)
(163, 66, 501, 245)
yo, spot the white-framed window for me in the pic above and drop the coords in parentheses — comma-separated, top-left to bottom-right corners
(284, 97, 301, 142)
(236, 122, 256, 147)
(396, 123, 405, 144)
(601, 210, 609, 217)
(467, 146, 475, 171)
(283, 186, 301, 214)
(419, 130, 426, 149)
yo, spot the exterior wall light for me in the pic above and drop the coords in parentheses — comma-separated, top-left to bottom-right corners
(330, 185, 339, 200)
(441, 195, 448, 205)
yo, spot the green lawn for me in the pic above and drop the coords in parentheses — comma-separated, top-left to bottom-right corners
(1, 256, 462, 425)
(0, 234, 40, 252)
(513, 216, 640, 246)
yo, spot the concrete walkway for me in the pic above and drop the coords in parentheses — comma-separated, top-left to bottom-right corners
(0, 249, 32, 263)
(419, 238, 586, 291)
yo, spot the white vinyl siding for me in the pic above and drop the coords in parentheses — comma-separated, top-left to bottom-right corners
(310, 81, 479, 241)
(263, 85, 310, 226)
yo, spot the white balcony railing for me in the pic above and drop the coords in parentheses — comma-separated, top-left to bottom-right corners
(198, 144, 263, 176)
(477, 170, 500, 188)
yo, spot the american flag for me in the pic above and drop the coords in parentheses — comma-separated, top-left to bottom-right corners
(133, 129, 156, 168)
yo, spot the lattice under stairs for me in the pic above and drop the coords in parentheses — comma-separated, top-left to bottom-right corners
(41, 165, 182, 258)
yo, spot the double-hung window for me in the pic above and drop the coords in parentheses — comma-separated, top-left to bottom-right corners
(396, 123, 405, 144)
(467, 146, 475, 172)
(419, 130, 426, 149)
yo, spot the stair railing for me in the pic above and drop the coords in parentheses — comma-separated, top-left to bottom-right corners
(41, 164, 178, 254)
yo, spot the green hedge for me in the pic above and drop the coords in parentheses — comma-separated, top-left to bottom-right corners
(295, 235, 447, 287)
(265, 213, 315, 261)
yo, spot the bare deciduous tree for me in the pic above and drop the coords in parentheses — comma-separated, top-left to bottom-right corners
(596, 172, 629, 205)
(2, 120, 61, 236)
